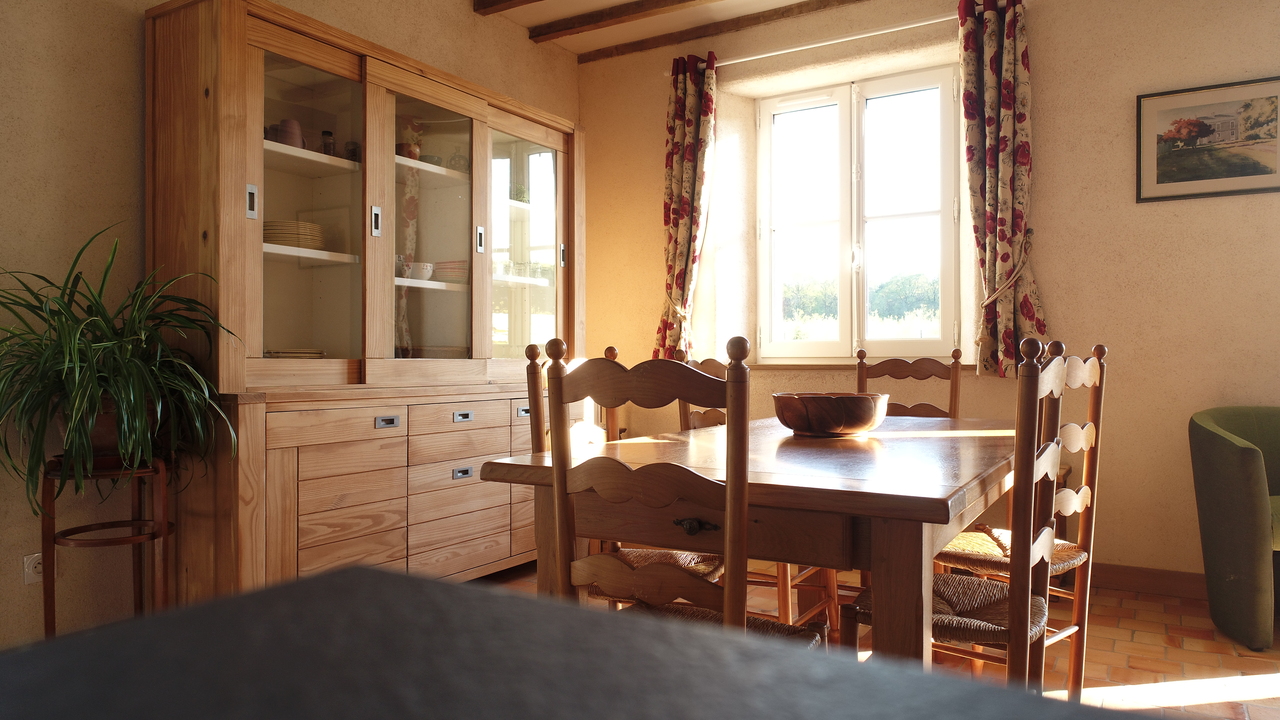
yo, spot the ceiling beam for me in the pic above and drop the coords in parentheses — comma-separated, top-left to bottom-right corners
(529, 0, 724, 44)
(474, 0, 544, 16)
(577, 0, 868, 64)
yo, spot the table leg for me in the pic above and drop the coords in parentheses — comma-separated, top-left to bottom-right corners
(41, 477, 56, 639)
(869, 518, 933, 667)
(534, 486, 556, 596)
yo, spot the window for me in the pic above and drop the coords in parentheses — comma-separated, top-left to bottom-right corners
(757, 66, 960, 360)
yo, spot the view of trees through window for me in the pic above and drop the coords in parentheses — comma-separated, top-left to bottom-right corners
(781, 276, 940, 341)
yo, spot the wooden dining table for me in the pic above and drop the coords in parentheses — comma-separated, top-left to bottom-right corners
(481, 415, 1017, 667)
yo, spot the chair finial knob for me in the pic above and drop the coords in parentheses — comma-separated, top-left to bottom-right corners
(604, 346, 618, 361)
(547, 338, 567, 362)
(857, 349, 867, 361)
(726, 336, 749, 362)
(1019, 337, 1042, 363)
(951, 348, 962, 361)
(525, 344, 541, 362)
(1093, 344, 1107, 360)
(1047, 341, 1066, 358)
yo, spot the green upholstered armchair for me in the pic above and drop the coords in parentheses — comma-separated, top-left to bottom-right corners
(1188, 407, 1280, 651)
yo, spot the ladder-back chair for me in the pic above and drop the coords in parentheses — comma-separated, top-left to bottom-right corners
(933, 342, 1107, 698)
(545, 337, 821, 645)
(856, 348, 963, 418)
(842, 338, 1070, 691)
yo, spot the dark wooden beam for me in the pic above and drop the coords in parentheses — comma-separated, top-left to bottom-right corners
(474, 0, 544, 16)
(577, 0, 868, 64)
(529, 0, 724, 44)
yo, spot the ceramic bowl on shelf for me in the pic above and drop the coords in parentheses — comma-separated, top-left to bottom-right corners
(772, 392, 889, 437)
(408, 262, 434, 281)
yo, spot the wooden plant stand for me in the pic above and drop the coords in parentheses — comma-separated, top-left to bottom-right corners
(40, 457, 172, 639)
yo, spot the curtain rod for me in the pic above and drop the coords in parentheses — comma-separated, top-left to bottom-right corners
(698, 12, 955, 70)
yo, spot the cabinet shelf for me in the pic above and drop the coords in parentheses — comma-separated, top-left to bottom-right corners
(264, 243, 360, 267)
(264, 140, 361, 178)
(493, 274, 550, 287)
(394, 155, 470, 190)
(394, 276, 469, 292)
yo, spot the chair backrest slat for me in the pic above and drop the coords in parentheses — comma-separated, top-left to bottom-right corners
(675, 350, 729, 432)
(545, 337, 752, 630)
(856, 349, 963, 419)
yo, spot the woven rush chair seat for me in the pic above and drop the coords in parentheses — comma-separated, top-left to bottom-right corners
(586, 549, 724, 600)
(937, 525, 1088, 577)
(846, 574, 1048, 648)
(621, 603, 824, 649)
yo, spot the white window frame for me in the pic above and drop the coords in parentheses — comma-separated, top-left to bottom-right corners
(756, 66, 961, 361)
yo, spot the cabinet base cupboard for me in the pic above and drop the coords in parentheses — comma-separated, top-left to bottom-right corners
(145, 0, 583, 604)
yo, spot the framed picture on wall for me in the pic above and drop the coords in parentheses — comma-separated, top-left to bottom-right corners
(1137, 76, 1280, 202)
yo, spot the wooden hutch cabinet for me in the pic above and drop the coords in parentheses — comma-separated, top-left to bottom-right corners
(144, 0, 582, 603)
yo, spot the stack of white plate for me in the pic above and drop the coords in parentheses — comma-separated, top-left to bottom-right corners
(264, 349, 326, 359)
(433, 260, 470, 284)
(264, 221, 324, 250)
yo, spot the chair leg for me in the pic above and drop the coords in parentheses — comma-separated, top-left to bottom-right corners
(1068, 574, 1092, 700)
(838, 604, 860, 654)
(971, 644, 985, 679)
(776, 563, 793, 624)
(822, 568, 839, 641)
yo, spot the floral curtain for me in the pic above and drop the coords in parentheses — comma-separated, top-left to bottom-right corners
(395, 116, 425, 357)
(653, 52, 717, 360)
(960, 0, 1047, 377)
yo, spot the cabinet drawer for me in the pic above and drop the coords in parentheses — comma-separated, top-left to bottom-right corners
(409, 426, 509, 465)
(409, 454, 507, 495)
(408, 505, 510, 555)
(408, 531, 510, 579)
(511, 499, 534, 530)
(409, 400, 509, 435)
(298, 437, 407, 481)
(511, 423, 549, 454)
(298, 467, 407, 516)
(298, 527, 407, 576)
(298, 497, 408, 550)
(408, 482, 510, 525)
(512, 484, 534, 504)
(512, 524, 536, 555)
(375, 557, 408, 574)
(266, 405, 406, 449)
(510, 398, 543, 423)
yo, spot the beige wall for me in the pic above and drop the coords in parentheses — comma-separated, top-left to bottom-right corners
(0, 0, 575, 649)
(580, 0, 1280, 577)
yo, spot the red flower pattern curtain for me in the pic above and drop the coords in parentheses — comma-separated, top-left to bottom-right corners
(653, 53, 717, 359)
(960, 0, 1047, 377)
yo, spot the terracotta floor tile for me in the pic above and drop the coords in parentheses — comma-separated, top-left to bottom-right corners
(1116, 639, 1172, 658)
(1247, 704, 1280, 720)
(1139, 593, 1182, 605)
(1137, 610, 1186, 624)
(1090, 614, 1121, 628)
(1095, 588, 1139, 600)
(1132, 631, 1184, 648)
(1178, 663, 1242, 680)
(1086, 647, 1130, 666)
(1084, 660, 1110, 680)
(1177, 597, 1211, 610)
(1125, 599, 1171, 612)
(1234, 645, 1280, 661)
(1181, 638, 1239, 654)
(1090, 625, 1136, 641)
(1249, 698, 1280, 710)
(1109, 666, 1162, 684)
(1166, 646, 1223, 667)
(1176, 602, 1213, 617)
(1041, 670, 1067, 692)
(1120, 618, 1172, 634)
(1127, 655, 1185, 675)
(1048, 606, 1075, 622)
(1090, 637, 1116, 652)
(1218, 654, 1280, 674)
(1181, 702, 1247, 720)
(1095, 605, 1139, 619)
(1162, 710, 1233, 720)
(1092, 594, 1122, 607)
(1084, 677, 1122, 688)
(1180, 616, 1217, 630)
(1170, 625, 1218, 641)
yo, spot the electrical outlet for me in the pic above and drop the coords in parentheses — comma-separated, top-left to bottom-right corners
(23, 553, 42, 585)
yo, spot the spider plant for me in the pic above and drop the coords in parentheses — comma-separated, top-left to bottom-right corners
(0, 227, 234, 514)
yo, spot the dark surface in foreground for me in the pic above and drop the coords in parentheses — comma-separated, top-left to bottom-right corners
(0, 568, 1124, 719)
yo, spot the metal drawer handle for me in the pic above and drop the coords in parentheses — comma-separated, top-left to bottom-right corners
(375, 415, 400, 428)
(453, 411, 473, 423)
(452, 467, 474, 480)
(516, 406, 532, 418)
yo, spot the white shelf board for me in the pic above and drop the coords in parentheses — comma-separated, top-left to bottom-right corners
(264, 242, 360, 268)
(506, 198, 532, 211)
(394, 276, 469, 292)
(493, 274, 550, 287)
(394, 155, 470, 190)
(263, 140, 361, 178)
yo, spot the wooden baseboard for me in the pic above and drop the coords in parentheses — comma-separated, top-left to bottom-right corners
(1090, 563, 1208, 601)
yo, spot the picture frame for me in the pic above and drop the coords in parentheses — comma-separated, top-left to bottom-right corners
(1137, 76, 1280, 202)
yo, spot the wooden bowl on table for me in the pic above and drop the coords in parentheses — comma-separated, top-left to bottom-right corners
(772, 393, 889, 437)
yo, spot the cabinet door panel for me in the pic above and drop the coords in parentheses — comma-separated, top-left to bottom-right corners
(511, 484, 535, 504)
(407, 505, 509, 555)
(408, 453, 506, 495)
(408, 426, 508, 465)
(408, 531, 509, 579)
(298, 437, 407, 481)
(408, 482, 509, 525)
(298, 527, 407, 575)
(298, 466, 407, 515)
(511, 499, 534, 530)
(297, 497, 408, 550)
(511, 524, 536, 555)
